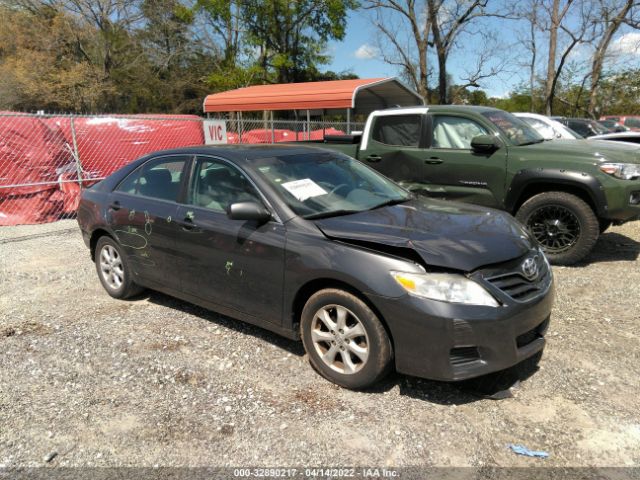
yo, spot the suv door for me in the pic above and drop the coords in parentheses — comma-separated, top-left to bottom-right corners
(424, 113, 507, 207)
(174, 155, 286, 325)
(108, 154, 190, 290)
(358, 114, 427, 188)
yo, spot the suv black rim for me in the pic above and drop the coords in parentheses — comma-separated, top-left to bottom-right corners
(527, 205, 581, 253)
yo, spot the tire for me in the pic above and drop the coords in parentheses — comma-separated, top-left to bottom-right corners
(300, 289, 393, 389)
(95, 236, 144, 299)
(515, 191, 599, 266)
(599, 219, 612, 234)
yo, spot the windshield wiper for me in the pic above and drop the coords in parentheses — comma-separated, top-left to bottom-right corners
(368, 197, 411, 210)
(304, 209, 362, 220)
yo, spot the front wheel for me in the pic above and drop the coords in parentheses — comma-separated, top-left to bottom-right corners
(300, 289, 393, 389)
(95, 236, 144, 299)
(515, 192, 599, 265)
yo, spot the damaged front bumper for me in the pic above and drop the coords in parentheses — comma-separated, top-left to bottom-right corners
(367, 264, 555, 382)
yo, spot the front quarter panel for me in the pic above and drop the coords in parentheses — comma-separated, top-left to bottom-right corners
(282, 219, 424, 329)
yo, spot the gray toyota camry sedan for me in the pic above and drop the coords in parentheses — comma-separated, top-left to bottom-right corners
(77, 145, 554, 389)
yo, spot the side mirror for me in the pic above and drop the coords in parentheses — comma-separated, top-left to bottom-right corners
(471, 134, 499, 153)
(227, 201, 271, 223)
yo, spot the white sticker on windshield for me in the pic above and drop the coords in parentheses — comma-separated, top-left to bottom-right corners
(281, 178, 327, 201)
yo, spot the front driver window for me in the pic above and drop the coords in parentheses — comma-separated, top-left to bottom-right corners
(190, 157, 261, 213)
(432, 115, 489, 149)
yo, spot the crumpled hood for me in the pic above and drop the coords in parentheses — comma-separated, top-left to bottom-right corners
(518, 139, 640, 165)
(315, 197, 535, 272)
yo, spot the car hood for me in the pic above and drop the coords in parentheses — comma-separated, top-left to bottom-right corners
(516, 139, 640, 164)
(314, 197, 535, 272)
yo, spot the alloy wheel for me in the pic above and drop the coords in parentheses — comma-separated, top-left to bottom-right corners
(311, 305, 369, 375)
(527, 205, 581, 254)
(99, 244, 124, 290)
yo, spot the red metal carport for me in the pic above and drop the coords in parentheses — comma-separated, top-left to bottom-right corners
(202, 78, 424, 139)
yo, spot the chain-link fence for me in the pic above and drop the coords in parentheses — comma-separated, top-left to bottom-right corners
(0, 112, 365, 226)
(214, 117, 364, 143)
(0, 112, 205, 226)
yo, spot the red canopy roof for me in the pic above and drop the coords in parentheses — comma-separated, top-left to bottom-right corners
(203, 78, 423, 113)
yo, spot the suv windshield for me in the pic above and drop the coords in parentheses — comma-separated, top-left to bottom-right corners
(482, 110, 544, 146)
(252, 152, 410, 219)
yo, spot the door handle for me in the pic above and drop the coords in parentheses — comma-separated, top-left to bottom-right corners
(109, 201, 121, 211)
(424, 157, 443, 165)
(366, 154, 382, 163)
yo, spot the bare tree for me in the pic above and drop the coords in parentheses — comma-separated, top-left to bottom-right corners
(363, 0, 431, 101)
(427, 0, 487, 103)
(541, 0, 596, 114)
(587, 0, 639, 116)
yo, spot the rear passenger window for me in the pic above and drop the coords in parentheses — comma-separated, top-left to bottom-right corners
(371, 115, 422, 147)
(116, 156, 188, 202)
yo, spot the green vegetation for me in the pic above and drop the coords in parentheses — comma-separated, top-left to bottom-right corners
(0, 0, 357, 113)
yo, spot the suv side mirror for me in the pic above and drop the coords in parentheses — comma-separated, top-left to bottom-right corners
(227, 201, 271, 223)
(471, 134, 499, 153)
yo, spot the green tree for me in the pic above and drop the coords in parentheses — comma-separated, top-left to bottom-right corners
(241, 0, 357, 83)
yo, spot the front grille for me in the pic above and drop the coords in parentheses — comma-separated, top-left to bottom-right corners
(516, 318, 549, 348)
(483, 253, 551, 302)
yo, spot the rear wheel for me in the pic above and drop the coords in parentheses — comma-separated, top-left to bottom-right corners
(516, 192, 599, 265)
(95, 236, 144, 299)
(300, 289, 393, 389)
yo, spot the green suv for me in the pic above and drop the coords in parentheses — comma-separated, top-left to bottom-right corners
(311, 106, 640, 264)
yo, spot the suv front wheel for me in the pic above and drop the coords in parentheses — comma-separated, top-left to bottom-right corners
(516, 191, 599, 265)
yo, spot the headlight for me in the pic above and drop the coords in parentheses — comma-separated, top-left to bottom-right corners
(390, 271, 499, 307)
(600, 163, 640, 180)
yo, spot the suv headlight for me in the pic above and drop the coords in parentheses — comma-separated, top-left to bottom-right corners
(600, 163, 640, 180)
(390, 271, 499, 307)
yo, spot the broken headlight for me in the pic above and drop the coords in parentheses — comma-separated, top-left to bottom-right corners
(600, 163, 640, 180)
(390, 271, 499, 307)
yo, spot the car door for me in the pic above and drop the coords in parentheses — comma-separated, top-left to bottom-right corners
(108, 154, 190, 290)
(358, 113, 427, 189)
(174, 155, 286, 325)
(424, 113, 506, 207)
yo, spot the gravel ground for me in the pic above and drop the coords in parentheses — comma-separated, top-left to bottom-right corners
(1, 219, 639, 471)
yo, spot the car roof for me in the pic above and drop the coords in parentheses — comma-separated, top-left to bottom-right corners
(145, 144, 334, 165)
(425, 105, 503, 114)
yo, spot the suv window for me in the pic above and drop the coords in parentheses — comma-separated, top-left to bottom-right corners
(371, 115, 422, 147)
(567, 120, 590, 137)
(190, 157, 261, 213)
(116, 155, 188, 202)
(624, 118, 640, 128)
(432, 115, 489, 149)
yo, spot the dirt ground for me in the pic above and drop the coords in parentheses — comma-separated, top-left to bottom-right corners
(1, 219, 639, 473)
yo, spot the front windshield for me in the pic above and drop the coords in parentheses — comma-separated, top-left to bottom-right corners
(590, 120, 610, 135)
(482, 110, 544, 146)
(252, 152, 410, 219)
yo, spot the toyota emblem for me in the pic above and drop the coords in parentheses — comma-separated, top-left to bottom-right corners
(522, 256, 539, 280)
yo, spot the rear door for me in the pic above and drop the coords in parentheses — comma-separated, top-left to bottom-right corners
(423, 113, 506, 207)
(358, 113, 427, 188)
(108, 154, 190, 290)
(174, 155, 286, 325)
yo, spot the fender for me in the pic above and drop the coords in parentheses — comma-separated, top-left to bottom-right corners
(505, 168, 608, 217)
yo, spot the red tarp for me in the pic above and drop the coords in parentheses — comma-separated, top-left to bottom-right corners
(227, 127, 345, 144)
(0, 114, 204, 226)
